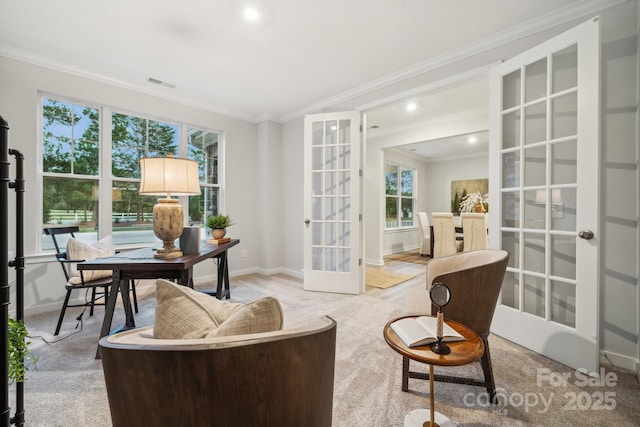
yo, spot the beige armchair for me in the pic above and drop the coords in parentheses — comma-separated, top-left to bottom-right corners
(431, 212, 463, 257)
(100, 316, 337, 427)
(416, 212, 431, 256)
(402, 249, 509, 403)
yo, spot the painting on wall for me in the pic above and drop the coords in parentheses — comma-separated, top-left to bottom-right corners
(451, 178, 488, 214)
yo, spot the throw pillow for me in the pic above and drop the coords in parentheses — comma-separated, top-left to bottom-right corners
(153, 279, 284, 339)
(66, 235, 115, 285)
(154, 279, 243, 339)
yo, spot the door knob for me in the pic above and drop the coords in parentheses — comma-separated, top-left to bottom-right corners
(304, 219, 310, 225)
(578, 230, 594, 240)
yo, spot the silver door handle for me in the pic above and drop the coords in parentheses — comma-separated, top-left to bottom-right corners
(304, 219, 310, 225)
(578, 230, 594, 240)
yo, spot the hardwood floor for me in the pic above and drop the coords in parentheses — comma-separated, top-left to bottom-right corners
(365, 257, 430, 314)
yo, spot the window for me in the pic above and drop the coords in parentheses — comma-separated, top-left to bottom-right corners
(41, 96, 222, 250)
(385, 162, 415, 228)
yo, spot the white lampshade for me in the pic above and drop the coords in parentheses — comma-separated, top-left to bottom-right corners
(139, 156, 200, 196)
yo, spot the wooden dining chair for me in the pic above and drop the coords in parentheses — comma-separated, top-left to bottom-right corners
(431, 212, 463, 257)
(461, 212, 488, 251)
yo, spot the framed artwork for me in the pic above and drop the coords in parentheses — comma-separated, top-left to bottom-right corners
(451, 178, 488, 214)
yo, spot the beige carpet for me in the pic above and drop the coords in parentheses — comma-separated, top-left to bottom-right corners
(366, 267, 415, 289)
(14, 273, 640, 426)
(385, 250, 430, 265)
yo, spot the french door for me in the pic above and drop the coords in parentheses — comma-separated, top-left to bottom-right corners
(489, 18, 600, 373)
(303, 112, 363, 294)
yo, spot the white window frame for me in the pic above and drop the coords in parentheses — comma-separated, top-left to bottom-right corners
(384, 161, 416, 230)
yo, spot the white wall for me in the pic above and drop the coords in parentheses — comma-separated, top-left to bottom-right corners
(0, 56, 262, 315)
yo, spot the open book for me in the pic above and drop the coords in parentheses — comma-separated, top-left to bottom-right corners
(390, 316, 465, 348)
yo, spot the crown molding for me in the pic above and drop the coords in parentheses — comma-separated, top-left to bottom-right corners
(279, 0, 625, 122)
(0, 45, 263, 124)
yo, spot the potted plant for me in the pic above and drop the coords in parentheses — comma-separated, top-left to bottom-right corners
(206, 214, 234, 239)
(8, 318, 37, 383)
(459, 191, 489, 213)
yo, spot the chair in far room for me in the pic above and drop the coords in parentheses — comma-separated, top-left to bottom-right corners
(431, 212, 463, 257)
(461, 212, 488, 251)
(416, 212, 431, 257)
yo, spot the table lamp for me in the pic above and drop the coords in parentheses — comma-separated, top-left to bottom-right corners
(139, 154, 200, 259)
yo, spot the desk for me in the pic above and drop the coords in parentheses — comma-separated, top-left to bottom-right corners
(384, 316, 484, 427)
(79, 239, 239, 357)
(429, 226, 463, 258)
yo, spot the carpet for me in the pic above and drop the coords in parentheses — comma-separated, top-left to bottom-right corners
(385, 250, 430, 265)
(365, 267, 415, 289)
(15, 273, 640, 427)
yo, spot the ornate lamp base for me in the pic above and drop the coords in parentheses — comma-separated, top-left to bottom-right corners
(152, 198, 184, 259)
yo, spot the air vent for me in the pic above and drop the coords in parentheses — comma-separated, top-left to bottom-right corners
(147, 77, 176, 89)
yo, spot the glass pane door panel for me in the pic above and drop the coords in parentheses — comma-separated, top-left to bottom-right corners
(525, 102, 546, 144)
(502, 69, 521, 109)
(552, 92, 578, 138)
(325, 172, 336, 195)
(502, 110, 521, 149)
(501, 271, 520, 309)
(325, 248, 336, 271)
(338, 197, 350, 220)
(325, 121, 337, 145)
(501, 191, 520, 228)
(312, 172, 322, 195)
(338, 223, 351, 246)
(524, 146, 546, 186)
(551, 280, 576, 327)
(502, 151, 520, 188)
(338, 172, 350, 195)
(312, 223, 322, 245)
(312, 147, 323, 169)
(312, 122, 323, 145)
(524, 190, 545, 229)
(312, 247, 322, 270)
(338, 249, 350, 272)
(552, 44, 578, 94)
(325, 223, 336, 245)
(338, 145, 351, 169)
(312, 197, 322, 220)
(325, 146, 337, 169)
(324, 197, 336, 220)
(525, 58, 547, 102)
(551, 140, 577, 184)
(338, 120, 351, 144)
(551, 187, 576, 231)
(501, 231, 520, 268)
(523, 274, 545, 318)
(550, 235, 576, 280)
(523, 232, 545, 273)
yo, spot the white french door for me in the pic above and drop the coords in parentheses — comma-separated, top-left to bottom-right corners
(303, 111, 363, 294)
(489, 18, 600, 373)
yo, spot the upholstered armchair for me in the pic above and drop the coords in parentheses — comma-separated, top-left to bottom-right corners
(99, 279, 337, 427)
(403, 249, 509, 402)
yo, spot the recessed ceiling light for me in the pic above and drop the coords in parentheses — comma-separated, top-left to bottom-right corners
(468, 136, 477, 144)
(406, 102, 417, 112)
(244, 6, 260, 21)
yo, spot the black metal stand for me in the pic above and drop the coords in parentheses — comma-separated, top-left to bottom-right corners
(1, 115, 26, 427)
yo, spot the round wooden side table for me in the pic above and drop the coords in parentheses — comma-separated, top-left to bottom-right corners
(384, 316, 484, 427)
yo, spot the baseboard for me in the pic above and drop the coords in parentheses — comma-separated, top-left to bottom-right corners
(366, 257, 385, 266)
(599, 349, 639, 372)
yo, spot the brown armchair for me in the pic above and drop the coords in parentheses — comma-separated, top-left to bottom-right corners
(99, 316, 337, 427)
(402, 249, 509, 402)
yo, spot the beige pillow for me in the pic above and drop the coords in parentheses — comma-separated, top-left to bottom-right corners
(153, 279, 283, 339)
(66, 235, 115, 285)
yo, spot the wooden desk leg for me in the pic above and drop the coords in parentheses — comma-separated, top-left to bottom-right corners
(96, 273, 136, 359)
(216, 251, 229, 299)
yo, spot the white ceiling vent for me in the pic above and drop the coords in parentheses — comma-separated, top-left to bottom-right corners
(147, 77, 176, 89)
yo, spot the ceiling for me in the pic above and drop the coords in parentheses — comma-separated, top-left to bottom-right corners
(0, 0, 613, 125)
